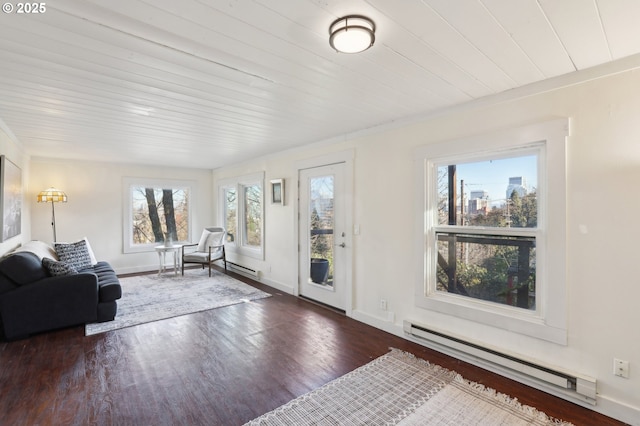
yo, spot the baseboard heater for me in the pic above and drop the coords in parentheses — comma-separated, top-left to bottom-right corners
(403, 320, 597, 405)
(227, 261, 260, 279)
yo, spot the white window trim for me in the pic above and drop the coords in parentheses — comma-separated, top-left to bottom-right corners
(123, 177, 195, 254)
(414, 119, 568, 345)
(217, 172, 265, 260)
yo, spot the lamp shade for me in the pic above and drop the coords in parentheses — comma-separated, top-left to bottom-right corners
(37, 187, 67, 203)
(329, 15, 375, 53)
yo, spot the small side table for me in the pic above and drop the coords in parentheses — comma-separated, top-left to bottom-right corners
(155, 245, 182, 275)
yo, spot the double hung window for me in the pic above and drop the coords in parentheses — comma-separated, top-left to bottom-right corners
(415, 120, 568, 344)
(435, 154, 538, 310)
(218, 172, 264, 260)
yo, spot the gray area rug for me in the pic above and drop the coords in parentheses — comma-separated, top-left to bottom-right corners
(246, 348, 573, 426)
(86, 269, 271, 336)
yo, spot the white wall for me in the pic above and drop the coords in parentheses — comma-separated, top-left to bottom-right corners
(213, 69, 640, 423)
(0, 121, 30, 256)
(29, 158, 213, 273)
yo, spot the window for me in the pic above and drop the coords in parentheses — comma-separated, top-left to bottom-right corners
(223, 187, 237, 244)
(436, 155, 538, 310)
(218, 172, 264, 259)
(123, 178, 193, 253)
(243, 183, 262, 247)
(415, 119, 568, 344)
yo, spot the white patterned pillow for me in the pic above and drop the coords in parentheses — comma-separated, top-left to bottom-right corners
(55, 237, 97, 265)
(42, 257, 78, 276)
(54, 239, 92, 271)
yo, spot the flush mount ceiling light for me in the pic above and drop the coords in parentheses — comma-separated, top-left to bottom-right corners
(329, 15, 376, 53)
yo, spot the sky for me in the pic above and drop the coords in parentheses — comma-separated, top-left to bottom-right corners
(452, 155, 537, 204)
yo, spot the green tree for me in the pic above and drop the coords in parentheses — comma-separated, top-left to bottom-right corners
(310, 207, 329, 257)
(508, 190, 537, 228)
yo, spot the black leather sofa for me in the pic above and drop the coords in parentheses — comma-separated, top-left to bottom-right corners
(0, 246, 122, 340)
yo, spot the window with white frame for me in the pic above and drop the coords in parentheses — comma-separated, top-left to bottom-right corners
(123, 178, 193, 253)
(218, 172, 264, 260)
(414, 119, 568, 344)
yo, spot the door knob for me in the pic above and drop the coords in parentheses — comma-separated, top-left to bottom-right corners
(338, 242, 346, 248)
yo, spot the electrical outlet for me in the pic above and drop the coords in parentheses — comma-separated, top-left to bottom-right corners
(613, 358, 630, 378)
(379, 299, 387, 311)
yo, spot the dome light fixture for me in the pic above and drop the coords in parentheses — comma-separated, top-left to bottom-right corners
(329, 15, 375, 54)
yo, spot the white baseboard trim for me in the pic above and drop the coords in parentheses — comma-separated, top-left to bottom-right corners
(350, 310, 639, 425)
(258, 277, 295, 295)
(595, 395, 640, 426)
(115, 261, 226, 276)
(351, 309, 398, 334)
(114, 263, 296, 298)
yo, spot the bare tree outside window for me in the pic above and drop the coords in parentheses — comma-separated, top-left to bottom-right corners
(132, 186, 189, 244)
(244, 184, 262, 247)
(217, 172, 264, 260)
(224, 187, 237, 243)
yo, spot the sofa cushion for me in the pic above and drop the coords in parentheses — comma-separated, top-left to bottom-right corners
(13, 240, 58, 261)
(55, 240, 93, 270)
(42, 257, 78, 277)
(183, 252, 211, 262)
(0, 275, 17, 294)
(0, 252, 48, 285)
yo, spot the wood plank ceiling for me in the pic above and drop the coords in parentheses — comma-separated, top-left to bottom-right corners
(1, 0, 640, 169)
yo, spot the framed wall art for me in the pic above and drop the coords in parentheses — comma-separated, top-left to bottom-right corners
(0, 155, 22, 241)
(270, 178, 284, 205)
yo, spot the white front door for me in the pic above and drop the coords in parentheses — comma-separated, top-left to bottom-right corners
(298, 163, 347, 310)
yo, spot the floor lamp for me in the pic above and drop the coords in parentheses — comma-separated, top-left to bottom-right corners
(37, 187, 67, 242)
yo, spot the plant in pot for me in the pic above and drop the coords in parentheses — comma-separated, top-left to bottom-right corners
(310, 258, 329, 284)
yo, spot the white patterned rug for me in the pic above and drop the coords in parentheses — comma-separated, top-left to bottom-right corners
(246, 348, 573, 426)
(86, 269, 271, 336)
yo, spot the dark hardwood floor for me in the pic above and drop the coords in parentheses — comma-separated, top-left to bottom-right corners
(0, 269, 627, 425)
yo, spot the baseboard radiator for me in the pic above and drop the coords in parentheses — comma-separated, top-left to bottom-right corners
(227, 261, 260, 279)
(403, 321, 597, 405)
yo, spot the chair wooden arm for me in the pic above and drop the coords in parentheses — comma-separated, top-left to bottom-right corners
(181, 243, 198, 256)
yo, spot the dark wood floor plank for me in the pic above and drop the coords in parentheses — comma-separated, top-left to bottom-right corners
(0, 270, 627, 426)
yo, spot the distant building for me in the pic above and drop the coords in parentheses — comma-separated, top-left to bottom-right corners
(468, 190, 489, 215)
(506, 176, 528, 199)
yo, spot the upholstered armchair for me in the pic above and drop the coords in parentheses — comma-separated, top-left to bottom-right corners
(181, 227, 227, 276)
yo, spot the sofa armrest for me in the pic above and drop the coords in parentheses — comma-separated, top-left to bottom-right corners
(82, 262, 122, 302)
(0, 273, 99, 339)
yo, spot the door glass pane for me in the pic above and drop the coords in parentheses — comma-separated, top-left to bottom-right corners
(309, 175, 334, 286)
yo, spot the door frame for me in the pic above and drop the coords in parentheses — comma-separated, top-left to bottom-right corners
(294, 149, 354, 317)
